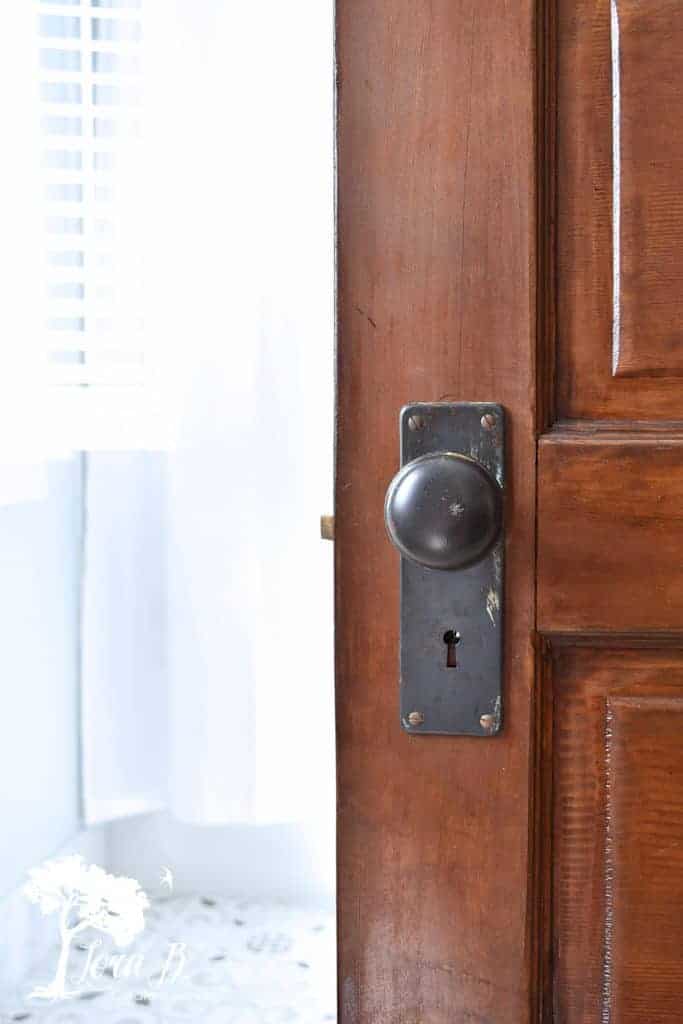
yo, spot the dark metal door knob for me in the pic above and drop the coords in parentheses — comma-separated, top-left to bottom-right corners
(384, 451, 502, 570)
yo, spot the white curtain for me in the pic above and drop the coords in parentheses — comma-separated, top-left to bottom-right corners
(81, 0, 334, 826)
(81, 453, 168, 824)
(0, 4, 48, 505)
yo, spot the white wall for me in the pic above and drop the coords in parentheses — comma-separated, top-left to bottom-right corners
(0, 458, 84, 897)
(107, 809, 335, 910)
(81, 452, 168, 824)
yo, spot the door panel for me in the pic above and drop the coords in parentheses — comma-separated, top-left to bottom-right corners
(541, 2, 683, 1020)
(549, 648, 683, 1024)
(614, 1, 683, 377)
(336, 1, 535, 1020)
(538, 435, 683, 633)
(556, 0, 683, 417)
(338, 0, 683, 1019)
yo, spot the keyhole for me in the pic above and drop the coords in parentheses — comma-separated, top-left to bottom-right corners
(443, 630, 461, 668)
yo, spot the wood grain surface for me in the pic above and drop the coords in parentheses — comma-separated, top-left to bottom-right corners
(549, 647, 683, 1024)
(538, 433, 683, 634)
(538, 4, 683, 1019)
(336, 1, 536, 1020)
(555, 0, 683, 417)
(614, 1, 683, 377)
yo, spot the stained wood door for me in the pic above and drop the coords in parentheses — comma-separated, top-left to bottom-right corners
(336, 1, 683, 1021)
(536, 1, 683, 1019)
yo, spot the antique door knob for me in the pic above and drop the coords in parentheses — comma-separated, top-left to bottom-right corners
(384, 451, 502, 571)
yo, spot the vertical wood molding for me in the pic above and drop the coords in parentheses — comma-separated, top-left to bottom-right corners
(610, 0, 621, 377)
(336, 1, 536, 1020)
(603, 699, 616, 1023)
(537, 0, 558, 432)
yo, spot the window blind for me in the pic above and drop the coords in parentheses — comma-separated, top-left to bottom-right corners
(38, 0, 159, 450)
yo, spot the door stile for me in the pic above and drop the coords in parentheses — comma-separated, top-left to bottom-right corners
(336, 1, 539, 1020)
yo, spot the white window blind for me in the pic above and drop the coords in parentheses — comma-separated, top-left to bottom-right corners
(37, 0, 163, 451)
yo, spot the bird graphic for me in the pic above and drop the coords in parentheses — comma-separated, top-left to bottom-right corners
(160, 866, 174, 892)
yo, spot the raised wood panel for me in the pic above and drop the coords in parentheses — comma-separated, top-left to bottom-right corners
(606, 695, 683, 1020)
(556, 0, 683, 417)
(551, 648, 683, 1023)
(538, 434, 683, 633)
(614, 0, 683, 378)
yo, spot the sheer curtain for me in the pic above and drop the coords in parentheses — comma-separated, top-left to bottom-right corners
(81, 0, 334, 826)
(0, 4, 47, 505)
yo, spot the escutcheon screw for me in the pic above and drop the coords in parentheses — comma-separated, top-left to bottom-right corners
(407, 414, 426, 431)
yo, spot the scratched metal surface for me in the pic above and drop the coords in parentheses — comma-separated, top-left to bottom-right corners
(398, 403, 504, 737)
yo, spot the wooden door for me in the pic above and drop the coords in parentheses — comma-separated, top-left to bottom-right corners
(536, 1, 683, 1020)
(336, 1, 683, 1021)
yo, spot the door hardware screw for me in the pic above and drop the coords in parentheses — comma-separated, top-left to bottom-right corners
(479, 713, 496, 733)
(407, 414, 426, 431)
(480, 413, 496, 430)
(407, 711, 424, 726)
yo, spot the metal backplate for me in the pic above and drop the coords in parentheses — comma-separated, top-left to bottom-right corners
(399, 403, 504, 736)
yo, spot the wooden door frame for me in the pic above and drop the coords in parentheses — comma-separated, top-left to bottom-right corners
(335, 2, 539, 1021)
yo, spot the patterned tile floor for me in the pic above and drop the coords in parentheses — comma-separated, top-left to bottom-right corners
(0, 896, 336, 1024)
